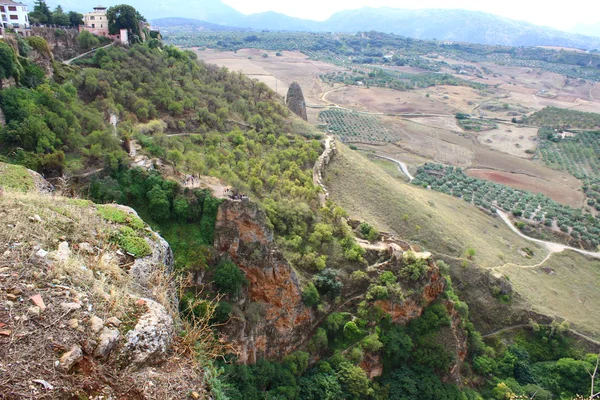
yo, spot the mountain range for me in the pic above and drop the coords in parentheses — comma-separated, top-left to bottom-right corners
(54, 0, 600, 49)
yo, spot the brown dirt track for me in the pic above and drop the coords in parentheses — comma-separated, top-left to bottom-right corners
(466, 169, 585, 208)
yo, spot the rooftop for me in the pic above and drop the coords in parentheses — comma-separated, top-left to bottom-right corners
(0, 0, 26, 5)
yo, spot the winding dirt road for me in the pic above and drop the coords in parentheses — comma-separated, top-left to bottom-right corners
(496, 209, 600, 260)
(374, 155, 414, 182)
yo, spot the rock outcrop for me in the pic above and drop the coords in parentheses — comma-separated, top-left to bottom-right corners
(30, 26, 80, 61)
(286, 82, 308, 121)
(214, 199, 313, 363)
(122, 298, 175, 368)
(314, 136, 337, 206)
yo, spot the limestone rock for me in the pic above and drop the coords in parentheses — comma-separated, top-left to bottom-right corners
(54, 242, 71, 263)
(89, 315, 104, 333)
(285, 82, 308, 121)
(78, 242, 94, 254)
(106, 317, 122, 327)
(59, 345, 83, 371)
(122, 298, 174, 368)
(60, 302, 82, 311)
(106, 205, 173, 289)
(94, 327, 120, 359)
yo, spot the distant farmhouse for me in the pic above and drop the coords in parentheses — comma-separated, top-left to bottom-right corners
(0, 0, 30, 37)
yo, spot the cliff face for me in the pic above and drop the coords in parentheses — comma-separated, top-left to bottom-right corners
(373, 258, 445, 324)
(214, 200, 314, 363)
(286, 82, 308, 121)
(30, 27, 80, 61)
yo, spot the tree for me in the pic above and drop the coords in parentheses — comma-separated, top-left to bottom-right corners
(29, 0, 52, 24)
(213, 260, 246, 296)
(107, 5, 142, 42)
(51, 6, 69, 26)
(77, 31, 100, 51)
(68, 11, 84, 28)
(147, 184, 170, 221)
(0, 42, 17, 83)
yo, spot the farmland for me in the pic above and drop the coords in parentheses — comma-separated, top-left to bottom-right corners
(525, 106, 600, 129)
(536, 127, 600, 211)
(320, 68, 486, 91)
(318, 109, 401, 143)
(412, 163, 600, 248)
(165, 30, 600, 82)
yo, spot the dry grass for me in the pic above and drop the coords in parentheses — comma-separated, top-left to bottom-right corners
(0, 189, 210, 398)
(501, 250, 600, 340)
(326, 143, 548, 268)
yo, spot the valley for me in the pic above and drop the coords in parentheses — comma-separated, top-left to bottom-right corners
(190, 42, 600, 342)
(2, 6, 600, 397)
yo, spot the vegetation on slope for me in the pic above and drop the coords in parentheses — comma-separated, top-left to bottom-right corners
(326, 144, 547, 268)
(536, 126, 600, 212)
(413, 163, 600, 248)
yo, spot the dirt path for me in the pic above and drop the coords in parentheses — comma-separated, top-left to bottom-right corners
(314, 135, 335, 206)
(482, 323, 600, 346)
(496, 210, 600, 261)
(374, 155, 414, 182)
(63, 44, 111, 65)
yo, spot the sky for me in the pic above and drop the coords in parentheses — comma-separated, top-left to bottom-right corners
(221, 0, 600, 31)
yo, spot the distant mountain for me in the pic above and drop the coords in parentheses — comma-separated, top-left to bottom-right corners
(152, 17, 248, 32)
(65, 0, 600, 50)
(323, 8, 600, 50)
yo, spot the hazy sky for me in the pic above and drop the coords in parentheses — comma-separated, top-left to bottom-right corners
(221, 0, 599, 31)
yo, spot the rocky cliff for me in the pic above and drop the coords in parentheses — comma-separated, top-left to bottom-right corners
(214, 200, 314, 363)
(0, 170, 207, 399)
(30, 27, 81, 61)
(286, 82, 308, 121)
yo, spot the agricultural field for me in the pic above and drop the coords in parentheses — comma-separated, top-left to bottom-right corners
(457, 118, 498, 132)
(536, 127, 600, 211)
(412, 163, 600, 248)
(320, 68, 486, 91)
(525, 106, 600, 129)
(465, 169, 585, 208)
(476, 125, 539, 159)
(318, 109, 401, 143)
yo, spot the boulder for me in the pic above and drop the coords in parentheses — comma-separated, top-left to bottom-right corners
(94, 328, 120, 359)
(59, 345, 83, 372)
(122, 298, 174, 368)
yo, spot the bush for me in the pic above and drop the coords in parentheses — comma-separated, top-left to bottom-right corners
(313, 268, 343, 298)
(302, 282, 320, 307)
(213, 260, 246, 296)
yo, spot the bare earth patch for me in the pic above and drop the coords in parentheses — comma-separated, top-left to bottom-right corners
(477, 124, 538, 158)
(465, 169, 585, 208)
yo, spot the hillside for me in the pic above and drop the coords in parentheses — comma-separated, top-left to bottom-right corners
(326, 144, 548, 268)
(3, 18, 600, 398)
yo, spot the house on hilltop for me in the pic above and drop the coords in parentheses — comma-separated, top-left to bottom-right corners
(0, 0, 30, 37)
(79, 5, 112, 38)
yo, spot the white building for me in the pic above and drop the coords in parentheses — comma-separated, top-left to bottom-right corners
(0, 0, 29, 30)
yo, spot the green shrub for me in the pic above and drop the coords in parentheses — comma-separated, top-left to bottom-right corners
(25, 37, 51, 56)
(119, 234, 151, 257)
(213, 260, 246, 296)
(302, 282, 320, 307)
(97, 205, 145, 230)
